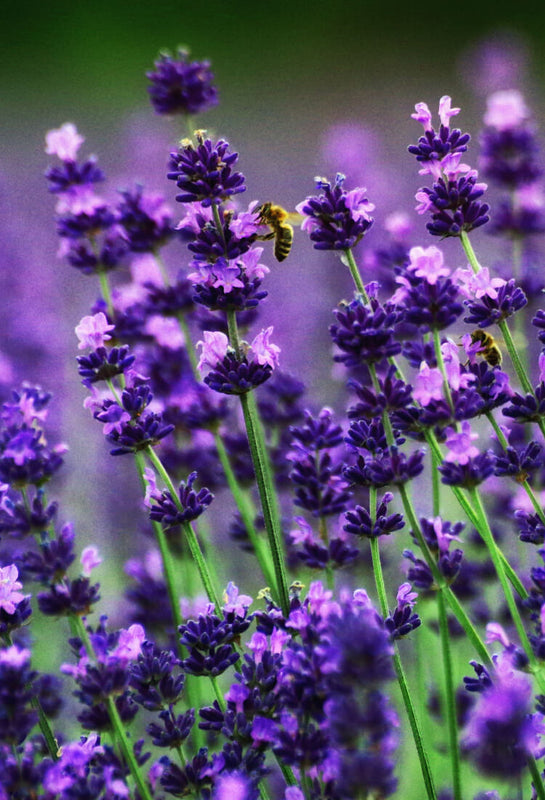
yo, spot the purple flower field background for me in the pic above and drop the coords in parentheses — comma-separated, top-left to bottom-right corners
(4, 4, 545, 799)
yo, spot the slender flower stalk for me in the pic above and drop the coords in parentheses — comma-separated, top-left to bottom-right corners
(68, 613, 154, 800)
(145, 446, 221, 609)
(437, 591, 462, 800)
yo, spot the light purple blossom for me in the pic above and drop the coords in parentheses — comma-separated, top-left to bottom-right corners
(485, 622, 511, 648)
(0, 564, 26, 614)
(483, 89, 530, 131)
(145, 315, 185, 349)
(45, 122, 85, 161)
(222, 581, 252, 616)
(411, 102, 433, 131)
(111, 623, 146, 662)
(0, 644, 31, 668)
(238, 246, 269, 281)
(80, 546, 102, 577)
(75, 312, 115, 350)
(442, 339, 475, 391)
(413, 361, 444, 406)
(196, 330, 230, 374)
(453, 266, 506, 301)
(444, 421, 480, 464)
(248, 326, 280, 368)
(396, 582, 417, 607)
(408, 245, 450, 285)
(212, 260, 245, 293)
(438, 95, 461, 128)
(225, 683, 250, 713)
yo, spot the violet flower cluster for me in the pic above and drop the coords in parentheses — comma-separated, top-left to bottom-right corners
(4, 43, 545, 800)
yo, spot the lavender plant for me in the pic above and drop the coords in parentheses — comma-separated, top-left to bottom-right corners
(2, 44, 545, 800)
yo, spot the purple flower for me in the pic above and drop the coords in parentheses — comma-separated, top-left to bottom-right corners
(117, 185, 174, 252)
(443, 421, 480, 464)
(197, 328, 280, 394)
(75, 312, 115, 350)
(167, 133, 246, 206)
(147, 48, 218, 115)
(462, 654, 544, 778)
(330, 295, 403, 367)
(0, 564, 26, 614)
(147, 471, 214, 527)
(296, 173, 374, 251)
(45, 122, 85, 161)
(343, 492, 404, 540)
(410, 97, 489, 237)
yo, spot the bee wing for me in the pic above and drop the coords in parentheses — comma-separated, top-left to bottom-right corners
(285, 211, 305, 227)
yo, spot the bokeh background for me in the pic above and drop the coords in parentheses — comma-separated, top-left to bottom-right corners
(4, 0, 545, 610)
(3, 2, 545, 792)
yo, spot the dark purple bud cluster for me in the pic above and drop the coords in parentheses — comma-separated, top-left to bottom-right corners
(384, 585, 421, 640)
(418, 174, 490, 237)
(438, 452, 495, 488)
(395, 269, 464, 331)
(0, 387, 65, 491)
(410, 98, 490, 238)
(330, 295, 403, 367)
(343, 491, 404, 539)
(347, 367, 414, 421)
(178, 604, 252, 678)
(502, 382, 545, 424)
(0, 488, 57, 537)
(0, 646, 38, 745)
(515, 510, 545, 545)
(65, 618, 143, 731)
(408, 124, 470, 165)
(204, 351, 274, 395)
(45, 156, 105, 194)
(464, 278, 527, 327)
(344, 423, 425, 489)
(492, 441, 543, 481)
(287, 517, 359, 571)
(94, 383, 174, 455)
(148, 471, 213, 527)
(480, 125, 542, 189)
(462, 654, 543, 779)
(288, 408, 353, 518)
(77, 344, 135, 384)
(168, 133, 246, 206)
(147, 48, 218, 116)
(296, 173, 374, 251)
(116, 185, 174, 252)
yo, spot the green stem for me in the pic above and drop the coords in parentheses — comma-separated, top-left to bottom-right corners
(486, 411, 545, 523)
(398, 483, 492, 666)
(437, 592, 462, 800)
(459, 230, 481, 274)
(213, 431, 277, 591)
(178, 312, 200, 377)
(424, 430, 528, 600)
(97, 268, 114, 317)
(133, 452, 183, 636)
(70, 614, 153, 800)
(32, 696, 60, 761)
(370, 532, 437, 800)
(467, 487, 545, 691)
(239, 390, 290, 615)
(528, 754, 545, 800)
(343, 248, 369, 299)
(432, 327, 455, 413)
(146, 446, 221, 610)
(499, 318, 535, 397)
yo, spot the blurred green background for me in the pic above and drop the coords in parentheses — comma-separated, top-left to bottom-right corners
(4, 0, 545, 142)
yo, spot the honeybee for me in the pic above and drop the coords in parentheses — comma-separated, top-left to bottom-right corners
(256, 203, 300, 262)
(470, 328, 502, 367)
